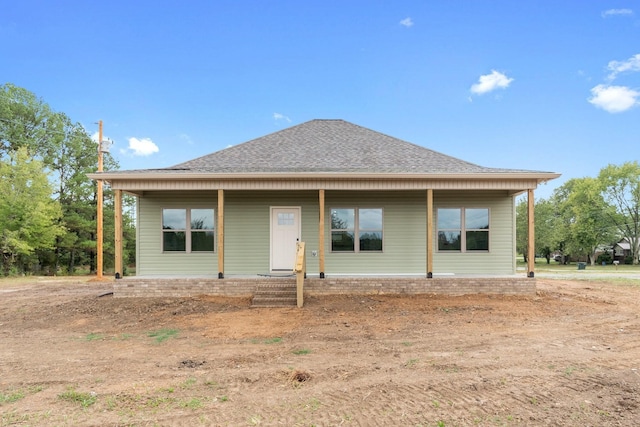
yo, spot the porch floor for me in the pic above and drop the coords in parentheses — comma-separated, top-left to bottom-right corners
(113, 274, 535, 298)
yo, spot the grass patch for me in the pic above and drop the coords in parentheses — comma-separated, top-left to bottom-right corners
(0, 410, 37, 425)
(304, 397, 321, 411)
(0, 386, 43, 405)
(58, 387, 97, 407)
(0, 390, 25, 404)
(179, 397, 203, 409)
(147, 328, 179, 343)
(292, 348, 311, 355)
(84, 332, 104, 341)
(517, 258, 640, 272)
(250, 337, 282, 344)
(181, 377, 197, 389)
(146, 396, 175, 408)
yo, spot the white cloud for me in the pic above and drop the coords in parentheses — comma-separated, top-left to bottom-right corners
(470, 70, 514, 95)
(399, 17, 414, 27)
(588, 84, 639, 113)
(601, 8, 633, 18)
(273, 112, 291, 122)
(607, 53, 640, 81)
(126, 137, 159, 156)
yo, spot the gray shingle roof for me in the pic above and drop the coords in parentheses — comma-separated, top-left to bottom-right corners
(165, 119, 532, 174)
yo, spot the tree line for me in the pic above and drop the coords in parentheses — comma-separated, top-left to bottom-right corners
(0, 83, 135, 276)
(516, 162, 640, 265)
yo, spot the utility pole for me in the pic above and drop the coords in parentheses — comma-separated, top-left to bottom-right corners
(96, 120, 104, 279)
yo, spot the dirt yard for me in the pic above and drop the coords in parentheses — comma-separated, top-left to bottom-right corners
(1, 277, 639, 426)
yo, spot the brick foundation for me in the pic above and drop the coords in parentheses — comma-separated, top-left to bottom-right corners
(113, 276, 535, 298)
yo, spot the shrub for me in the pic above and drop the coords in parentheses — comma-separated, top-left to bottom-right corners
(597, 253, 613, 264)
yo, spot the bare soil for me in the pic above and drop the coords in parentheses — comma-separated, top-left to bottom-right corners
(1, 277, 639, 426)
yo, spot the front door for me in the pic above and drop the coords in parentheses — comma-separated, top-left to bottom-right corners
(270, 207, 301, 271)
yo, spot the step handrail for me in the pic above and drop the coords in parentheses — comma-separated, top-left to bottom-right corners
(294, 241, 306, 308)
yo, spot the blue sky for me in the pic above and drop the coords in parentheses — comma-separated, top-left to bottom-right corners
(2, 1, 639, 199)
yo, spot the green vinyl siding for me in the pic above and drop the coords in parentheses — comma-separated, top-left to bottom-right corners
(324, 191, 426, 274)
(136, 189, 516, 276)
(137, 191, 218, 276)
(223, 191, 320, 275)
(433, 191, 515, 275)
(137, 190, 321, 276)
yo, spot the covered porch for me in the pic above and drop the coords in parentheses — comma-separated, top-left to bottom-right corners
(109, 186, 540, 287)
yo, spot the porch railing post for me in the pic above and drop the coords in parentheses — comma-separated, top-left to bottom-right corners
(218, 189, 224, 279)
(318, 189, 325, 278)
(114, 189, 123, 279)
(527, 189, 535, 278)
(427, 189, 434, 278)
(295, 241, 306, 308)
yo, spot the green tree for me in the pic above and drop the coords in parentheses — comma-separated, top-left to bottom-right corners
(1, 83, 132, 275)
(552, 178, 616, 265)
(0, 148, 64, 275)
(516, 196, 557, 263)
(46, 113, 102, 273)
(598, 162, 640, 265)
(0, 83, 56, 159)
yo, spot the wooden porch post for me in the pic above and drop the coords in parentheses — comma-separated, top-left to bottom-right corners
(427, 189, 434, 278)
(114, 189, 123, 279)
(527, 189, 535, 278)
(318, 189, 325, 278)
(217, 189, 225, 279)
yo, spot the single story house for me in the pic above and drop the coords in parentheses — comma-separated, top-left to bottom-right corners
(613, 238, 633, 263)
(90, 119, 560, 297)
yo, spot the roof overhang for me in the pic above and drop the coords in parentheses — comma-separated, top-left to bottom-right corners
(88, 171, 560, 196)
(89, 171, 560, 182)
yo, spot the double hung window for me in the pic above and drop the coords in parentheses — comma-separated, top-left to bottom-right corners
(162, 208, 215, 252)
(331, 208, 383, 252)
(437, 208, 489, 251)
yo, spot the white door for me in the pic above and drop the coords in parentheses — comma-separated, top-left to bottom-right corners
(270, 207, 301, 271)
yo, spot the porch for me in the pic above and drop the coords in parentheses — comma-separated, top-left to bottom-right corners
(113, 275, 535, 298)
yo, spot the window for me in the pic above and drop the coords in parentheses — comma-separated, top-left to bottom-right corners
(331, 208, 383, 252)
(278, 212, 294, 226)
(162, 208, 215, 252)
(437, 208, 489, 251)
(162, 209, 186, 251)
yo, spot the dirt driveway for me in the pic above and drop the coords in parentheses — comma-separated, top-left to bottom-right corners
(1, 277, 639, 426)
